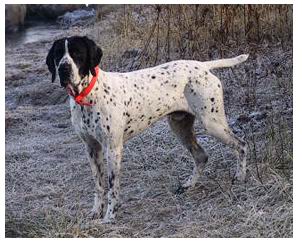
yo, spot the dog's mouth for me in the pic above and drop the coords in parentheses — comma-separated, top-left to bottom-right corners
(66, 84, 78, 97)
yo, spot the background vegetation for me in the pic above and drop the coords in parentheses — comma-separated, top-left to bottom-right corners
(5, 4, 292, 237)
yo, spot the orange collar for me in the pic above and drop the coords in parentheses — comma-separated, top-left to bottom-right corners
(67, 66, 99, 106)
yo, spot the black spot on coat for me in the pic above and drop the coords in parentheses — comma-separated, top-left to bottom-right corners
(108, 172, 115, 189)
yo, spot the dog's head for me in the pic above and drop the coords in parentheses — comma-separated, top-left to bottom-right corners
(46, 36, 102, 93)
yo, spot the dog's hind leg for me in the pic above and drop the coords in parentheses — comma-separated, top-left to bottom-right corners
(168, 111, 208, 193)
(184, 76, 247, 182)
(203, 120, 247, 182)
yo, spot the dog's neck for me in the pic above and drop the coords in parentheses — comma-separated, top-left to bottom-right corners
(77, 71, 97, 93)
(70, 67, 103, 106)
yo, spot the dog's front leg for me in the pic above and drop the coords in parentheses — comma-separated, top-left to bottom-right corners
(103, 140, 123, 223)
(84, 138, 106, 219)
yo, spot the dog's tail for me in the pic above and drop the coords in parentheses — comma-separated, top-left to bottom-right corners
(204, 54, 249, 70)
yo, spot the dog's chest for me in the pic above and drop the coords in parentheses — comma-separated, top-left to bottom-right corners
(70, 100, 103, 139)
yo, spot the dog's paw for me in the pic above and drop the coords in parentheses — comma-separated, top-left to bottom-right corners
(101, 216, 115, 224)
(100, 209, 117, 224)
(233, 170, 246, 183)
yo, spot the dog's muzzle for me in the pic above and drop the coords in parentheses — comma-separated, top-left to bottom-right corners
(58, 63, 72, 88)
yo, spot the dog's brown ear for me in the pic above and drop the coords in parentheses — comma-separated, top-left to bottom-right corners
(83, 36, 103, 76)
(46, 42, 57, 82)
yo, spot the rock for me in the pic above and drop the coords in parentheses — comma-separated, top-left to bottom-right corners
(26, 4, 85, 20)
(5, 5, 27, 33)
(57, 9, 96, 27)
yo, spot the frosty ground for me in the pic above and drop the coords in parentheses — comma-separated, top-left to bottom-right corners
(5, 7, 292, 237)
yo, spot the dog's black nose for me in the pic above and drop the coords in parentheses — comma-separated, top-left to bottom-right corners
(58, 64, 71, 87)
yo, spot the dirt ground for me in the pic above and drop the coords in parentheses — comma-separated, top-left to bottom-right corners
(5, 7, 293, 238)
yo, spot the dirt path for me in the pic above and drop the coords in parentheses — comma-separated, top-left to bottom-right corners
(5, 15, 293, 237)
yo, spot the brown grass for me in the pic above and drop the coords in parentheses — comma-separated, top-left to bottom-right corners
(5, 4, 292, 237)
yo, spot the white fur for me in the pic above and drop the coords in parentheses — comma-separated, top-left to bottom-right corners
(66, 55, 248, 222)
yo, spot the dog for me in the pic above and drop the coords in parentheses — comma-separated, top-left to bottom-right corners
(46, 36, 248, 222)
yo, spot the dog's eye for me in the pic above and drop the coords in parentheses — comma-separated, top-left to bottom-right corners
(71, 52, 81, 59)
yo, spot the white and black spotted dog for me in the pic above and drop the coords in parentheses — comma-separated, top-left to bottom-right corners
(46, 36, 248, 223)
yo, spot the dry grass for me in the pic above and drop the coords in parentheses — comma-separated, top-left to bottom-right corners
(5, 4, 292, 237)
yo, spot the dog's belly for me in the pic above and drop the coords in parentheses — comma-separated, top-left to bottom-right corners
(122, 92, 191, 142)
